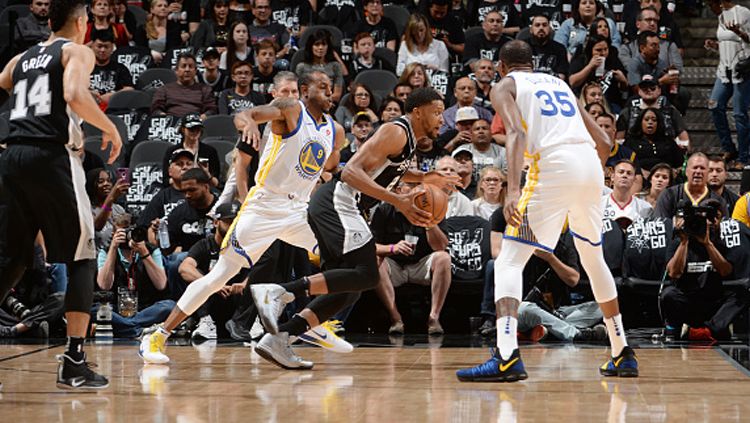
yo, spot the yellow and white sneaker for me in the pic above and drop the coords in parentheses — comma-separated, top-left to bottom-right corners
(297, 320, 353, 353)
(139, 327, 170, 364)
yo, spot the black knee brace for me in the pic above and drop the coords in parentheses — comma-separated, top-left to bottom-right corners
(64, 259, 95, 313)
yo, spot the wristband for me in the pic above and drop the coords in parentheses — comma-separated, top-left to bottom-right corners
(101, 204, 112, 212)
(141, 252, 151, 260)
(389, 244, 394, 254)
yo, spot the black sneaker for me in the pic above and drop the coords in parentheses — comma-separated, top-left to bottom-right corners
(56, 353, 109, 390)
(0, 325, 16, 338)
(575, 324, 608, 342)
(478, 319, 495, 337)
(225, 319, 253, 342)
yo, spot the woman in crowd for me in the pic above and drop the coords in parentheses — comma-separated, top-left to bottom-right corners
(134, 0, 185, 63)
(220, 21, 253, 71)
(578, 81, 613, 114)
(86, 0, 131, 46)
(396, 13, 450, 75)
(86, 168, 129, 251)
(192, 0, 231, 52)
(398, 62, 431, 90)
(113, 0, 137, 36)
(638, 162, 674, 208)
(624, 108, 684, 172)
(585, 102, 607, 119)
(554, 0, 621, 58)
(378, 97, 404, 124)
(472, 167, 506, 220)
(295, 29, 346, 103)
(569, 35, 628, 112)
(335, 83, 379, 131)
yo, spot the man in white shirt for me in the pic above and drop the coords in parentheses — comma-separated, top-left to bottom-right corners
(453, 118, 507, 181)
(602, 160, 653, 228)
(435, 156, 474, 217)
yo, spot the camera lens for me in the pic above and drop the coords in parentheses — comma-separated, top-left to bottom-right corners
(131, 227, 148, 243)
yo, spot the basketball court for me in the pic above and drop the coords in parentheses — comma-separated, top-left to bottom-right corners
(1, 336, 749, 422)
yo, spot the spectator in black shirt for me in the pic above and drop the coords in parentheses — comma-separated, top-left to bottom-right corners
(349, 32, 392, 79)
(249, 0, 291, 56)
(453, 148, 477, 198)
(165, 168, 218, 255)
(415, 135, 445, 172)
(623, 108, 684, 171)
(524, 14, 570, 80)
(708, 156, 740, 213)
(162, 115, 222, 188)
(655, 153, 729, 219)
(350, 0, 399, 51)
(13, 0, 51, 55)
(426, 0, 466, 57)
(463, 10, 513, 65)
(252, 40, 280, 103)
(218, 61, 268, 115)
(661, 200, 744, 341)
(467, 0, 521, 34)
(469, 58, 497, 113)
(569, 35, 629, 112)
(197, 47, 230, 99)
(191, 0, 230, 51)
(270, 0, 313, 40)
(89, 29, 134, 111)
(340, 112, 375, 164)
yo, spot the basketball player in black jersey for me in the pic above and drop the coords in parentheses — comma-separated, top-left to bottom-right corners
(0, 0, 122, 390)
(250, 88, 460, 369)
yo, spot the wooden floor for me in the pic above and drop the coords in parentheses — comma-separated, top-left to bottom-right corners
(1, 342, 749, 422)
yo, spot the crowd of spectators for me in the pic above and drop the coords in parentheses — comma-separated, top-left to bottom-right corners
(1, 0, 750, 342)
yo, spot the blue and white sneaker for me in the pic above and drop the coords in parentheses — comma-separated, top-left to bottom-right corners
(456, 348, 528, 382)
(599, 346, 638, 377)
(297, 320, 353, 353)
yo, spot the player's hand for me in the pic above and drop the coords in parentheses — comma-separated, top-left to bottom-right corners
(503, 190, 522, 228)
(102, 129, 122, 165)
(392, 240, 414, 256)
(238, 121, 261, 151)
(422, 171, 460, 193)
(395, 190, 433, 227)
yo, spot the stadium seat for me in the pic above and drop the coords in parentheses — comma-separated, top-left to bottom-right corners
(354, 70, 399, 99)
(81, 115, 129, 146)
(128, 5, 147, 28)
(374, 47, 397, 71)
(290, 50, 305, 74)
(136, 68, 177, 91)
(0, 5, 30, 25)
(203, 137, 236, 176)
(202, 115, 238, 140)
(84, 135, 122, 167)
(299, 25, 344, 50)
(107, 90, 152, 113)
(129, 140, 173, 169)
(383, 5, 410, 38)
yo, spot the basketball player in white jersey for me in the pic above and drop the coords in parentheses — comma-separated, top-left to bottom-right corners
(139, 70, 346, 364)
(457, 41, 639, 382)
(602, 160, 653, 223)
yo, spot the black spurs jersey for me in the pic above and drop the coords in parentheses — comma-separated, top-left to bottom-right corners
(7, 38, 84, 148)
(355, 116, 417, 211)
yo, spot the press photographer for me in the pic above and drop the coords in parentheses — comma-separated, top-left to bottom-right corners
(661, 199, 746, 341)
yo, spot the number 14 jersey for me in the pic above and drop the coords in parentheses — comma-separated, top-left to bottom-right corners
(508, 71, 594, 156)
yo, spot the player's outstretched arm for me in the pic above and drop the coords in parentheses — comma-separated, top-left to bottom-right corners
(234, 97, 301, 150)
(63, 44, 121, 164)
(491, 78, 526, 227)
(581, 107, 613, 165)
(342, 123, 432, 227)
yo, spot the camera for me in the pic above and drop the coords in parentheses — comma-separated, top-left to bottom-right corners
(125, 226, 148, 244)
(675, 201, 719, 239)
(3, 295, 31, 320)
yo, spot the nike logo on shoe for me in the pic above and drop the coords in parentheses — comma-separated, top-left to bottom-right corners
(499, 358, 518, 372)
(311, 330, 327, 339)
(69, 377, 86, 388)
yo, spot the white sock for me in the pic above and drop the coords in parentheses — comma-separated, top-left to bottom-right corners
(496, 316, 518, 360)
(157, 325, 171, 339)
(604, 314, 627, 357)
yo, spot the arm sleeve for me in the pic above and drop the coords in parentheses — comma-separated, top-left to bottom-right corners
(150, 248, 165, 269)
(97, 249, 108, 270)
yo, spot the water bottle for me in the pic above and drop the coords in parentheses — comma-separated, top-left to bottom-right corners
(95, 302, 113, 342)
(158, 218, 170, 249)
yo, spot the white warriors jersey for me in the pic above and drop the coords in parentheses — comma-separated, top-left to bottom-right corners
(252, 100, 335, 202)
(509, 71, 594, 155)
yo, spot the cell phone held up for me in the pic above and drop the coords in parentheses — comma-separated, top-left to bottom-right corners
(116, 167, 130, 184)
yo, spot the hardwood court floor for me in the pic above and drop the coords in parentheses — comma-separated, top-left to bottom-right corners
(1, 341, 749, 422)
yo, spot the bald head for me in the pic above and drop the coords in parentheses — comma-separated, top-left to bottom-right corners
(454, 77, 477, 106)
(499, 40, 533, 69)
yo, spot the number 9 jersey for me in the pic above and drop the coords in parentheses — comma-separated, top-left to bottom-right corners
(508, 71, 594, 156)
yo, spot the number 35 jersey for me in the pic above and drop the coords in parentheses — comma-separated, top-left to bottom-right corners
(8, 39, 84, 149)
(508, 71, 594, 156)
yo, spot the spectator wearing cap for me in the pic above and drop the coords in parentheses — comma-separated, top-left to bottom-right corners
(218, 62, 267, 116)
(453, 118, 507, 183)
(191, 0, 230, 51)
(656, 152, 729, 219)
(462, 10, 513, 65)
(708, 156, 740, 213)
(453, 148, 477, 199)
(152, 54, 218, 118)
(341, 113, 374, 164)
(521, 14, 570, 80)
(197, 47, 230, 99)
(616, 74, 689, 147)
(162, 115, 221, 188)
(89, 29, 134, 112)
(348, 0, 399, 51)
(602, 160, 653, 228)
(439, 78, 493, 136)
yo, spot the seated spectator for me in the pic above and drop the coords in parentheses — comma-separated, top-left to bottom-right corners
(438, 106, 477, 153)
(197, 47, 230, 99)
(708, 156, 740, 213)
(113, 0, 138, 37)
(295, 29, 346, 103)
(13, 0, 51, 55)
(371, 182, 453, 335)
(656, 153, 729, 219)
(625, 31, 689, 115)
(462, 10, 512, 65)
(471, 166, 505, 219)
(426, 0, 466, 57)
(415, 135, 445, 172)
(248, 0, 290, 56)
(377, 97, 404, 126)
(435, 156, 474, 217)
(398, 63, 431, 91)
(86, 168, 129, 251)
(624, 108, 684, 171)
(317, 0, 360, 36)
(618, 7, 682, 71)
(349, 32, 392, 79)
(585, 102, 607, 119)
(469, 58, 497, 113)
(349, 0, 399, 51)
(616, 74, 689, 146)
(134, 0, 185, 64)
(638, 162, 673, 208)
(191, 0, 230, 52)
(162, 115, 221, 188)
(96, 213, 173, 338)
(524, 14, 570, 80)
(578, 81, 610, 112)
(335, 83, 379, 131)
(393, 82, 413, 103)
(602, 160, 653, 224)
(569, 35, 629, 112)
(151, 53, 218, 118)
(340, 113, 374, 164)
(454, 118, 507, 177)
(252, 40, 281, 103)
(554, 0, 621, 58)
(662, 200, 746, 341)
(466, 0, 520, 35)
(89, 29, 135, 111)
(623, 0, 684, 50)
(269, 0, 313, 43)
(453, 146, 477, 198)
(733, 191, 750, 228)
(396, 14, 450, 75)
(597, 113, 639, 177)
(86, 0, 131, 47)
(439, 78, 493, 136)
(218, 62, 267, 116)
(164, 168, 219, 256)
(220, 21, 254, 72)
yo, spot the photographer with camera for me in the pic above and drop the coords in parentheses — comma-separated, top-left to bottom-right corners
(95, 214, 174, 338)
(655, 152, 729, 219)
(661, 198, 745, 341)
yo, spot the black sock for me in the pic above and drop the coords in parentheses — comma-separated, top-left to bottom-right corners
(278, 314, 310, 337)
(66, 336, 85, 362)
(281, 277, 310, 298)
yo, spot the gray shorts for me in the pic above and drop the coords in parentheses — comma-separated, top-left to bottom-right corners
(385, 253, 437, 287)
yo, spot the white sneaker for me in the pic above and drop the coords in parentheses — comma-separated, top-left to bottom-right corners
(192, 316, 217, 340)
(298, 320, 353, 353)
(139, 329, 170, 364)
(250, 284, 295, 334)
(255, 332, 313, 370)
(250, 317, 264, 339)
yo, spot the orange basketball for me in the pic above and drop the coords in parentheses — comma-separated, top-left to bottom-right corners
(413, 183, 449, 226)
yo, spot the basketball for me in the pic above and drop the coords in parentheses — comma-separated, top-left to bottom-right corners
(413, 183, 448, 226)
